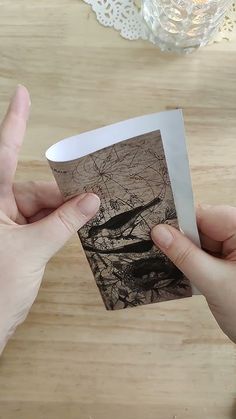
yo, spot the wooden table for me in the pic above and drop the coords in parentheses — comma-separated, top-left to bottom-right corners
(0, 1, 236, 418)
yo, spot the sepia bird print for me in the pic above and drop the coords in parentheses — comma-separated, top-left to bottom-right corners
(88, 192, 164, 239)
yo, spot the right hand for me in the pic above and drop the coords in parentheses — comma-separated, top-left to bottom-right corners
(152, 205, 236, 343)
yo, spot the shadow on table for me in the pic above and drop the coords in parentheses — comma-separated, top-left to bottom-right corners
(230, 399, 236, 419)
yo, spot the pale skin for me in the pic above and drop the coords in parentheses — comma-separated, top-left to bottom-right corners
(0, 86, 100, 353)
(152, 206, 236, 343)
(0, 86, 235, 355)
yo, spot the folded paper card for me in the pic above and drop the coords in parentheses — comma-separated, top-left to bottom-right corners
(46, 110, 200, 310)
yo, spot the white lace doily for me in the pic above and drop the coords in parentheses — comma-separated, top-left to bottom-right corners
(83, 0, 236, 43)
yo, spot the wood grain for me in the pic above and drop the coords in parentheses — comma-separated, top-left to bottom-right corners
(0, 1, 236, 418)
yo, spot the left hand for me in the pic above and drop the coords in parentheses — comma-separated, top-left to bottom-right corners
(0, 85, 100, 353)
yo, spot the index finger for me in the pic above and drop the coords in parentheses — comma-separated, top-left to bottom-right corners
(0, 85, 30, 188)
(197, 204, 236, 242)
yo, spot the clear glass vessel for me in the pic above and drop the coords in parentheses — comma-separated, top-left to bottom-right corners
(141, 0, 232, 53)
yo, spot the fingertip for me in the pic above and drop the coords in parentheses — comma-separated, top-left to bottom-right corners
(196, 203, 211, 215)
(151, 224, 174, 250)
(196, 204, 236, 242)
(9, 85, 31, 120)
(76, 193, 100, 218)
(16, 84, 30, 98)
(197, 203, 211, 210)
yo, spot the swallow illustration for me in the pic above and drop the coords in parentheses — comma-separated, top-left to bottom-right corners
(83, 239, 154, 254)
(88, 195, 163, 239)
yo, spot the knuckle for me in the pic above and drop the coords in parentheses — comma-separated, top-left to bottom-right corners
(27, 180, 37, 191)
(173, 244, 194, 267)
(28, 180, 37, 188)
(57, 209, 77, 234)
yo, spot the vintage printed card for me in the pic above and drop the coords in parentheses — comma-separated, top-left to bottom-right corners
(46, 110, 200, 310)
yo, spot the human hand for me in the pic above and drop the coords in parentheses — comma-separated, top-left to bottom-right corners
(0, 85, 100, 353)
(152, 205, 236, 343)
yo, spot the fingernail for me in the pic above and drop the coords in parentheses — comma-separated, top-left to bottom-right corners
(77, 193, 100, 217)
(10, 85, 31, 119)
(198, 203, 211, 210)
(152, 225, 174, 249)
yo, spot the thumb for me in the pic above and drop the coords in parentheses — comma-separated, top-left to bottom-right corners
(151, 224, 229, 299)
(30, 193, 100, 261)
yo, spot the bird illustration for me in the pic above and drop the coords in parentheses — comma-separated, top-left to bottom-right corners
(83, 239, 154, 254)
(88, 194, 164, 239)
